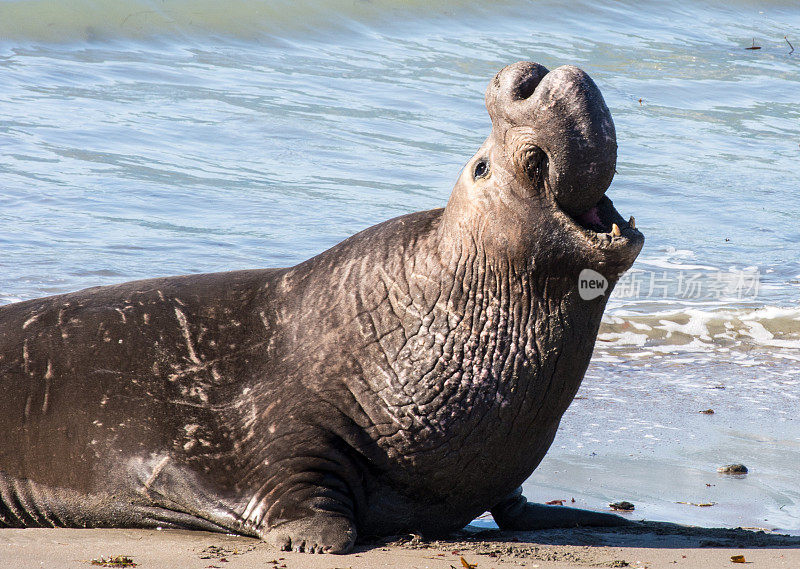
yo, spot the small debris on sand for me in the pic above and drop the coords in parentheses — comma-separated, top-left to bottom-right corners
(199, 544, 251, 560)
(745, 38, 761, 50)
(90, 556, 137, 568)
(699, 409, 714, 414)
(609, 501, 635, 511)
(718, 464, 748, 474)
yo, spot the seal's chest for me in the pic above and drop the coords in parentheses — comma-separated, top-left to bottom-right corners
(359, 275, 591, 467)
(379, 338, 546, 460)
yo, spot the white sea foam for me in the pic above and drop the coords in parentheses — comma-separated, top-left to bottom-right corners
(598, 304, 800, 361)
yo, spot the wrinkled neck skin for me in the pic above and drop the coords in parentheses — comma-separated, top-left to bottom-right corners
(403, 202, 614, 455)
(271, 203, 615, 500)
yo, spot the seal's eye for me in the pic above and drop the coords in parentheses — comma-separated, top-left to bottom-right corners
(473, 159, 489, 180)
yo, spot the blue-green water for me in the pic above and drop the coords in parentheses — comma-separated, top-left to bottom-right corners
(1, 0, 798, 533)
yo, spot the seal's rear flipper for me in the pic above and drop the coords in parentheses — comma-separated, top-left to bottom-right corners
(490, 486, 634, 530)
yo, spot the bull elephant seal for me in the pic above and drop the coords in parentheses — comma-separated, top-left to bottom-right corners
(0, 62, 643, 553)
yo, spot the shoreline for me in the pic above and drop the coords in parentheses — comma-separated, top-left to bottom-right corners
(3, 523, 799, 569)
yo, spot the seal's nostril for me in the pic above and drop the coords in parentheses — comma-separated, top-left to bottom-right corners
(506, 62, 548, 101)
(514, 73, 540, 100)
(485, 61, 549, 125)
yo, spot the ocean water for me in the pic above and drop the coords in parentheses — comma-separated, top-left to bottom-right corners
(1, 0, 798, 534)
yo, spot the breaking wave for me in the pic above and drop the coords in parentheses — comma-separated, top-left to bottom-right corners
(597, 305, 800, 361)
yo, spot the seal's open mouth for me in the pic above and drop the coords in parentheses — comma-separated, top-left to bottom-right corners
(557, 193, 642, 250)
(574, 196, 637, 242)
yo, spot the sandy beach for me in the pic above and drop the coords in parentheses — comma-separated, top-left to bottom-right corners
(2, 523, 799, 569)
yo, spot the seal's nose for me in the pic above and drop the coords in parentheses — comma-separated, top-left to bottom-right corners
(485, 62, 617, 216)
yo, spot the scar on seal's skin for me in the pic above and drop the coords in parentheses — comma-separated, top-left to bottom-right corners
(144, 456, 170, 491)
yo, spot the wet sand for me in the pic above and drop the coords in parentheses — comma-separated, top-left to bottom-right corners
(2, 523, 799, 569)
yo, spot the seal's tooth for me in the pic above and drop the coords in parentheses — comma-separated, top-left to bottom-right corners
(629, 216, 636, 229)
(612, 223, 621, 237)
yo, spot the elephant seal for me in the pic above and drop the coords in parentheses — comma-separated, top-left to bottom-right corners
(0, 62, 643, 553)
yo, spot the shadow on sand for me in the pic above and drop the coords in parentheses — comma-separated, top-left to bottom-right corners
(381, 521, 800, 551)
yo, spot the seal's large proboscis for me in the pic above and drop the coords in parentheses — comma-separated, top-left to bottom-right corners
(0, 62, 643, 553)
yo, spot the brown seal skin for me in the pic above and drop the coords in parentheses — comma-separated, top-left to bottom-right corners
(0, 62, 643, 553)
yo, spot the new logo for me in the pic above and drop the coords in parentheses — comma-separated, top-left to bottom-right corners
(578, 268, 608, 300)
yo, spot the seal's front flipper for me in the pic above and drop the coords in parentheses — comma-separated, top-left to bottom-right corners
(490, 487, 633, 530)
(252, 467, 359, 554)
(265, 512, 356, 554)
